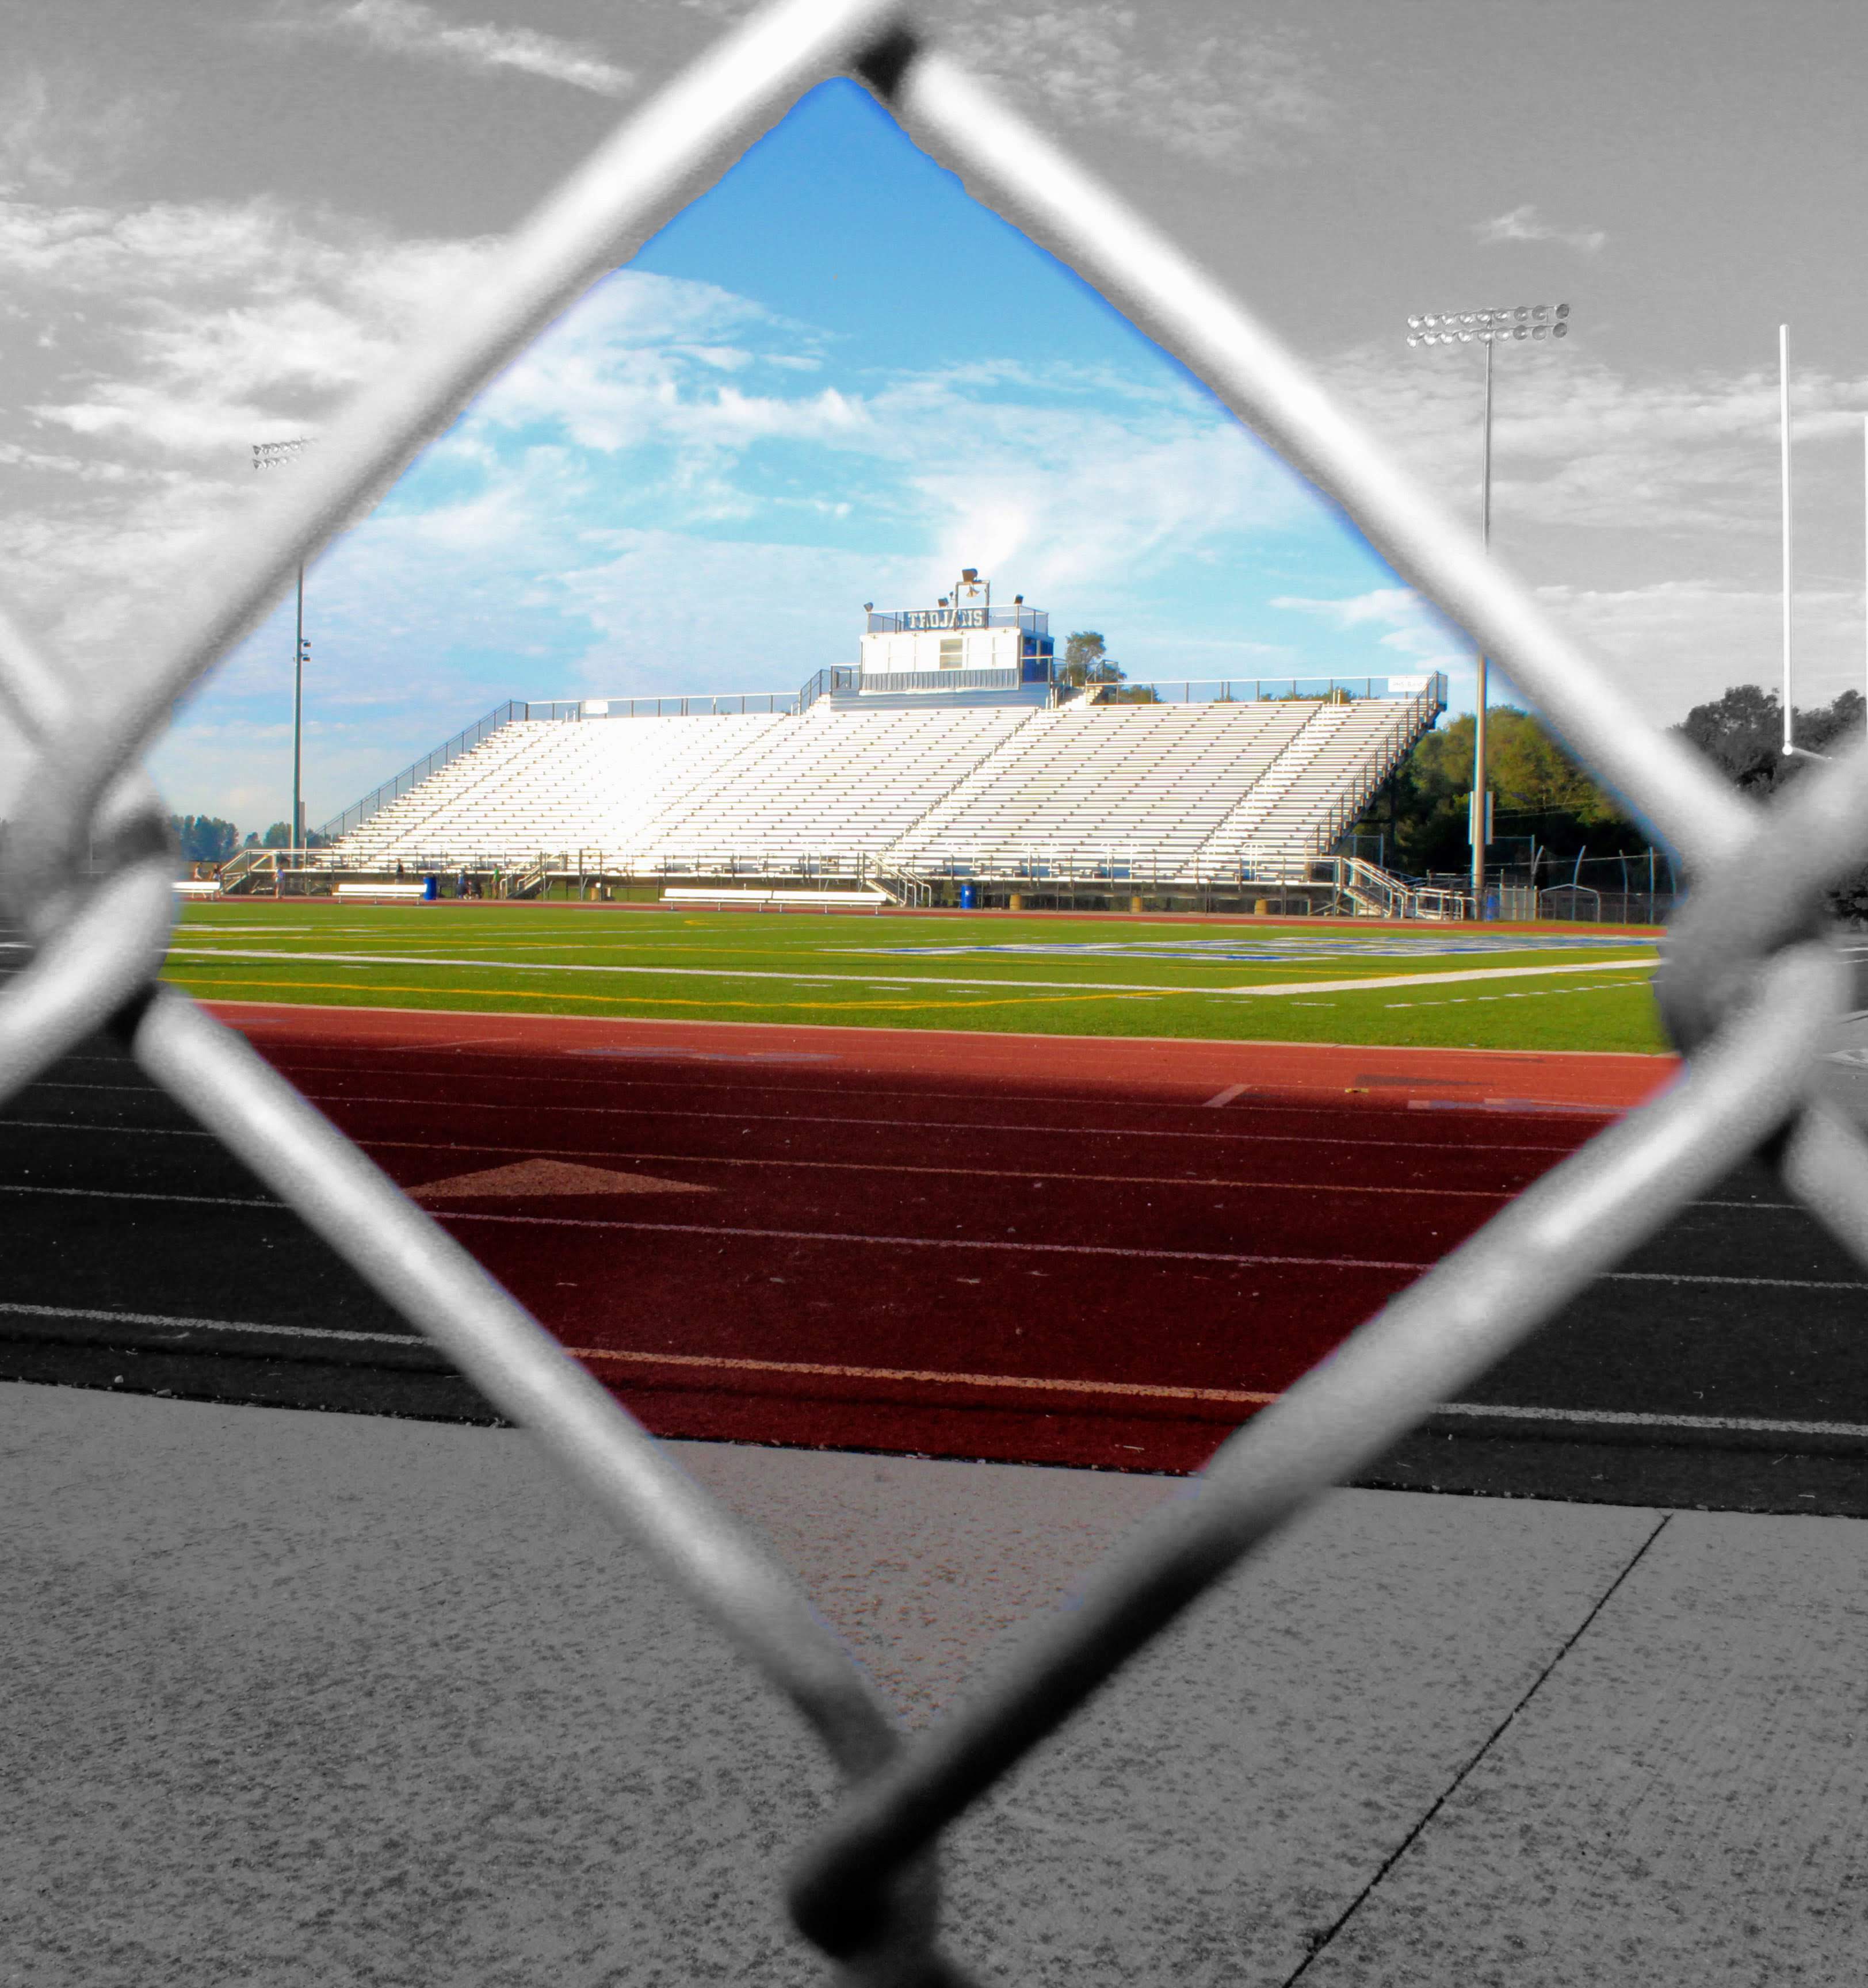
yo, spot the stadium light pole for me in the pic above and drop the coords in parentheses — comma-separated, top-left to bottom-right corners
(1405, 301, 1572, 912)
(252, 436, 313, 851)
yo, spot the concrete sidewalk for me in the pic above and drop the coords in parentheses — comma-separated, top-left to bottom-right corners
(3, 1382, 1861, 1987)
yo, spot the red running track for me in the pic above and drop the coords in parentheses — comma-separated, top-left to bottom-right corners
(217, 1002, 1675, 1472)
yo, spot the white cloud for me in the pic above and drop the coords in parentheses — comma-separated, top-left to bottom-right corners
(0, 191, 503, 673)
(678, 0, 1330, 170)
(0, 68, 158, 197)
(446, 274, 1318, 582)
(1271, 587, 1470, 672)
(938, 3, 1331, 170)
(1322, 341, 1868, 538)
(0, 160, 1332, 823)
(276, 1, 635, 97)
(1473, 204, 1606, 255)
(1533, 580, 1866, 724)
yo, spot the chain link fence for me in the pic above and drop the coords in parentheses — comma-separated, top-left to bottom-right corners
(3, 3, 1865, 1981)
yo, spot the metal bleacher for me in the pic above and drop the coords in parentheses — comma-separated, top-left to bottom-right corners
(630, 704, 1034, 865)
(888, 699, 1313, 878)
(331, 713, 784, 867)
(322, 680, 1445, 883)
(1201, 698, 1429, 864)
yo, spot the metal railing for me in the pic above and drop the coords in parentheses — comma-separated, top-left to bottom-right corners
(1, 3, 1861, 1982)
(1084, 672, 1442, 705)
(589, 689, 799, 716)
(315, 698, 579, 843)
(797, 665, 862, 705)
(318, 691, 803, 844)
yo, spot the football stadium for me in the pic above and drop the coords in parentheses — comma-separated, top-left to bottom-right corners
(215, 574, 1457, 918)
(7, 7, 1867, 1986)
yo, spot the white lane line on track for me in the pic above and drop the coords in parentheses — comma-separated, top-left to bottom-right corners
(567, 1344, 1278, 1405)
(14, 1298, 1862, 1442)
(161, 942, 1657, 1000)
(427, 1209, 1868, 1289)
(203, 1054, 1651, 1131)
(0, 1184, 276, 1207)
(152, 1042, 1664, 1107)
(0, 1121, 1521, 1199)
(50, 1047, 1633, 1121)
(567, 1348, 1868, 1439)
(0, 1183, 1431, 1267)
(13, 1080, 1591, 1153)
(0, 1119, 1801, 1211)
(0, 1299, 414, 1345)
(368, 1137, 1515, 1198)
(1431, 1400, 1868, 1440)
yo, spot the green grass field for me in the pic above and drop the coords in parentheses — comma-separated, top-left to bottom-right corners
(162, 902, 1669, 1053)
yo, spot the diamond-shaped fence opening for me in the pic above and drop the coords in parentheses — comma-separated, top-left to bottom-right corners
(4, 1, 1868, 1982)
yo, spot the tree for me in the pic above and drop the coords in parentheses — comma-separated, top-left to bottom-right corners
(1059, 630, 1125, 687)
(169, 814, 239, 865)
(1675, 682, 1868, 920)
(1351, 706, 1637, 874)
(261, 821, 293, 848)
(1675, 683, 1866, 798)
(1676, 685, 1785, 794)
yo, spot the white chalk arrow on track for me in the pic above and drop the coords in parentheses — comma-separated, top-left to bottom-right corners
(409, 1159, 713, 1201)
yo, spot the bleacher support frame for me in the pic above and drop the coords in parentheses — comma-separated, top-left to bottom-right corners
(2, 3, 1849, 1981)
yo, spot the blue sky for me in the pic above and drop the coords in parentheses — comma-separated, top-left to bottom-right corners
(10, 1, 1868, 836)
(201, 78, 1430, 830)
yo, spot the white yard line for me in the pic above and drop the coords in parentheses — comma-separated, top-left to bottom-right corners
(163, 942, 1656, 1000)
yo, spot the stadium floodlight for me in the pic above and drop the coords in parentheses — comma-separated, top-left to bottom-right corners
(1405, 302, 1574, 911)
(252, 437, 316, 851)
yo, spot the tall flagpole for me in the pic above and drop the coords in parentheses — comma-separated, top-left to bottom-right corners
(1781, 324, 1794, 756)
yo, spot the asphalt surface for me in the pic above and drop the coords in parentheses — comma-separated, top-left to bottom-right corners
(2, 941, 1866, 1513)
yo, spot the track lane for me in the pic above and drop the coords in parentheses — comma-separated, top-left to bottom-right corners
(3, 997, 1866, 1508)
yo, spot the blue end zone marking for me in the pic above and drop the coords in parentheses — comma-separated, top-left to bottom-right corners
(846, 933, 1659, 963)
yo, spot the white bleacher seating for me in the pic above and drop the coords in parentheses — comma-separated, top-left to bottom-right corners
(888, 700, 1316, 878)
(324, 691, 1436, 882)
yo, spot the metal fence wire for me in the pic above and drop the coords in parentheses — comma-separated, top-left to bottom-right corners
(3, 2, 1866, 1981)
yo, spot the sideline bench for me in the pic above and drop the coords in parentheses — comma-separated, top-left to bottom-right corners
(661, 886, 889, 914)
(171, 878, 223, 899)
(335, 881, 430, 901)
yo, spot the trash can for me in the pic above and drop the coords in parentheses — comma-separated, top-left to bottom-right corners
(1483, 890, 1499, 921)
(959, 883, 977, 910)
(422, 874, 437, 902)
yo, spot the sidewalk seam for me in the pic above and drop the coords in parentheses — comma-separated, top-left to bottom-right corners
(1277, 1509, 1674, 1983)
